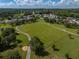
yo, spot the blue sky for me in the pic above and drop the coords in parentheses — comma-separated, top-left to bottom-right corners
(0, 0, 79, 8)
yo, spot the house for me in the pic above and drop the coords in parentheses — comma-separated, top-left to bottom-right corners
(75, 20, 79, 25)
(63, 17, 77, 24)
(0, 20, 5, 24)
(43, 14, 48, 18)
(6, 19, 17, 24)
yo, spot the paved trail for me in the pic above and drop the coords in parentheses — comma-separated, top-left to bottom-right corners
(42, 23, 79, 36)
(16, 27, 31, 59)
(52, 25, 79, 36)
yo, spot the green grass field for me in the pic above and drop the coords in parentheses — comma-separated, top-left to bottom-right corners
(18, 21, 79, 59)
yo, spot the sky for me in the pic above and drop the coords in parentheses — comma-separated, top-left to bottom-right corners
(0, 0, 79, 8)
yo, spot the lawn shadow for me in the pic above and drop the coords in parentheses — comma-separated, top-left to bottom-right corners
(68, 34, 74, 39)
(65, 53, 72, 59)
(0, 54, 3, 59)
(35, 47, 49, 57)
(52, 44, 60, 51)
(16, 40, 22, 44)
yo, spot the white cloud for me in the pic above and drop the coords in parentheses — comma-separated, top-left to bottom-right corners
(14, 0, 29, 5)
(53, 0, 79, 7)
(74, 0, 79, 2)
(13, 0, 43, 5)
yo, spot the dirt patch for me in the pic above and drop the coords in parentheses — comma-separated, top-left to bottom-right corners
(51, 54, 63, 59)
(22, 46, 28, 52)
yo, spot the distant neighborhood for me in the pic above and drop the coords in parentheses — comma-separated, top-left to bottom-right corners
(0, 13, 79, 28)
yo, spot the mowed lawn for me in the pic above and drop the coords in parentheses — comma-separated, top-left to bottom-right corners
(52, 24, 78, 34)
(18, 21, 79, 59)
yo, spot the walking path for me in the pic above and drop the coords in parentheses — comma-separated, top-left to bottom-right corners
(16, 27, 31, 59)
(46, 23, 79, 36)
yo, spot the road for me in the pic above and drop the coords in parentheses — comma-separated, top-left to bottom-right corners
(16, 27, 31, 59)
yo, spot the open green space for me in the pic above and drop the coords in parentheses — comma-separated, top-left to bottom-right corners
(18, 21, 79, 59)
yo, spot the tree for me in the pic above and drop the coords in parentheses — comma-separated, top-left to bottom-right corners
(30, 36, 43, 51)
(30, 36, 49, 56)
(0, 28, 17, 51)
(1, 28, 15, 37)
